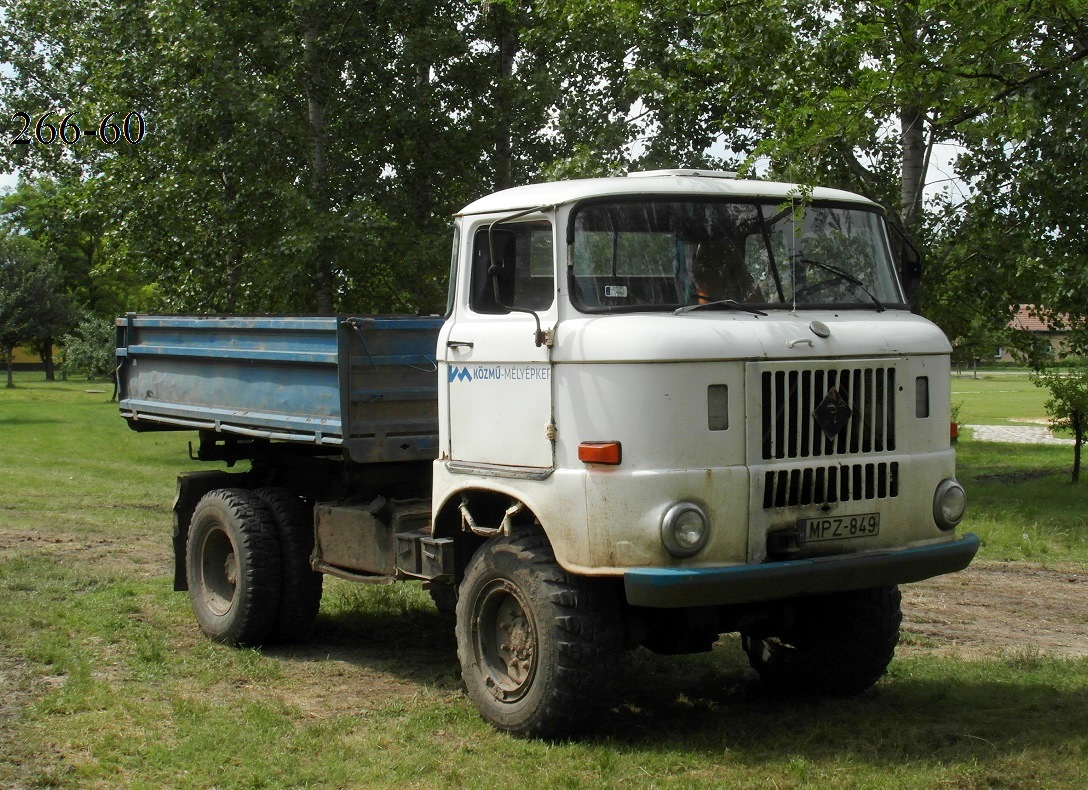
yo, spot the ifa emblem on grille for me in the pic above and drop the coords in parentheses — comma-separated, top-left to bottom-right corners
(814, 386, 852, 438)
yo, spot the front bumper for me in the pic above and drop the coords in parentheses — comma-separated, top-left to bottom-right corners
(624, 533, 980, 608)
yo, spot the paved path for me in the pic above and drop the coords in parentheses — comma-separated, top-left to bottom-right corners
(964, 424, 1076, 445)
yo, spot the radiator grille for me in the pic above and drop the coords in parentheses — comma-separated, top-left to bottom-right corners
(761, 367, 896, 460)
(763, 462, 900, 509)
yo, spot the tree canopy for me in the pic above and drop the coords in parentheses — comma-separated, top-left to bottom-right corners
(1, 0, 636, 315)
(2, 0, 1087, 343)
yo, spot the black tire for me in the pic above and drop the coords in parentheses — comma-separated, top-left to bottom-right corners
(186, 489, 282, 647)
(254, 487, 323, 643)
(455, 528, 622, 738)
(741, 585, 902, 697)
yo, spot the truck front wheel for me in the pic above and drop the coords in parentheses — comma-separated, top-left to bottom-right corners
(186, 489, 282, 647)
(456, 528, 621, 738)
(741, 585, 901, 697)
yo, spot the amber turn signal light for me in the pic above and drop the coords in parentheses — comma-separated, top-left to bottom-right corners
(578, 441, 622, 465)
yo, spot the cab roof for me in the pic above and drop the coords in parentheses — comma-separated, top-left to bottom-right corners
(457, 170, 879, 216)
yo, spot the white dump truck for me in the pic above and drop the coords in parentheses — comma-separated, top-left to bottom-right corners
(117, 170, 976, 737)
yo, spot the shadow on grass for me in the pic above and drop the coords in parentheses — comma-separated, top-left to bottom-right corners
(269, 597, 1088, 765)
(596, 651, 1088, 762)
(261, 589, 461, 692)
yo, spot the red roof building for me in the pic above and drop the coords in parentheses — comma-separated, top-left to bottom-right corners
(1009, 305, 1065, 334)
(999, 305, 1071, 362)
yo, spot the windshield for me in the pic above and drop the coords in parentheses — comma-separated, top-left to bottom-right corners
(569, 199, 904, 313)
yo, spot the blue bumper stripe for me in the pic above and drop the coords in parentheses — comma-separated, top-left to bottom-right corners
(624, 534, 981, 608)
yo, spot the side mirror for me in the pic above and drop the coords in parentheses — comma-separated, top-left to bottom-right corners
(899, 241, 922, 303)
(488, 263, 505, 306)
(888, 223, 923, 305)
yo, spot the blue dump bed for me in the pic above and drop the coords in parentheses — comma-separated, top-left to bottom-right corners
(115, 314, 443, 464)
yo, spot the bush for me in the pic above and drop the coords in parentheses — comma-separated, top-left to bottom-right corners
(62, 316, 115, 379)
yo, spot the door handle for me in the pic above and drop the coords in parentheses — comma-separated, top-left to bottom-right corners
(446, 340, 474, 349)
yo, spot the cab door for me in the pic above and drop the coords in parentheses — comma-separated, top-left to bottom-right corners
(442, 217, 556, 469)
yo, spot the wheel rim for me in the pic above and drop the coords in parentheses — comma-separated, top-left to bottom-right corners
(472, 579, 537, 703)
(198, 525, 238, 616)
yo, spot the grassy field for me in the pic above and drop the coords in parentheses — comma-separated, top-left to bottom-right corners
(2, 372, 1087, 788)
(951, 369, 1048, 425)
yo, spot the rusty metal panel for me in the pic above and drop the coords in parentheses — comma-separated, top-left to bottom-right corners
(313, 503, 394, 576)
(420, 537, 455, 581)
(395, 533, 422, 576)
(339, 317, 441, 463)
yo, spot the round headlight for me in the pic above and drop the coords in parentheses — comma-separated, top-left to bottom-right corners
(933, 479, 966, 530)
(661, 502, 710, 558)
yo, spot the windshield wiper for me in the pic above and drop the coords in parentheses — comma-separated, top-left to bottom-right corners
(795, 257, 885, 312)
(674, 299, 768, 316)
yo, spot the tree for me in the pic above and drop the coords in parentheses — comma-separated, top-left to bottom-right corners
(0, 0, 639, 317)
(61, 314, 117, 381)
(1033, 360, 1088, 483)
(949, 311, 1009, 377)
(10, 0, 1083, 336)
(617, 0, 1088, 340)
(2, 0, 472, 314)
(0, 175, 121, 317)
(949, 4, 1088, 357)
(0, 235, 71, 388)
(0, 176, 126, 378)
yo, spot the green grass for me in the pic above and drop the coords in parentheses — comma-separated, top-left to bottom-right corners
(2, 371, 1088, 788)
(955, 441, 1088, 562)
(951, 370, 1048, 425)
(951, 372, 1087, 555)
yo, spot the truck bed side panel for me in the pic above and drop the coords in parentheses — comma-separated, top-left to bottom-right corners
(116, 315, 441, 463)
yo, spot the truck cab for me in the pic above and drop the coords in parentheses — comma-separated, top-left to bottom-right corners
(435, 170, 972, 583)
(431, 171, 976, 735)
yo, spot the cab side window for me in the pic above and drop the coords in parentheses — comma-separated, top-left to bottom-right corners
(469, 221, 554, 314)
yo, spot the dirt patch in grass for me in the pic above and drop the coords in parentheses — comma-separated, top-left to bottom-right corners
(901, 560, 1088, 658)
(972, 470, 1057, 484)
(0, 529, 170, 580)
(221, 599, 463, 720)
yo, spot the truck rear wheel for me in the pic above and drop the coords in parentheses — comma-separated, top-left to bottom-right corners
(254, 487, 323, 643)
(741, 585, 901, 697)
(456, 528, 621, 738)
(186, 489, 282, 647)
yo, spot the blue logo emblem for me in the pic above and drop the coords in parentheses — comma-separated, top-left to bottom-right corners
(448, 366, 473, 382)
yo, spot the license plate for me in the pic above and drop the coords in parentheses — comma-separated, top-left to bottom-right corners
(800, 513, 880, 542)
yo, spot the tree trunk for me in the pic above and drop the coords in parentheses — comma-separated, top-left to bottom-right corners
(1073, 421, 1083, 484)
(4, 346, 13, 389)
(39, 337, 55, 381)
(490, 3, 518, 191)
(224, 239, 244, 313)
(217, 110, 242, 313)
(900, 105, 926, 226)
(896, 0, 926, 228)
(302, 15, 335, 315)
